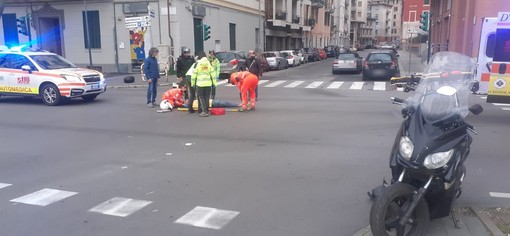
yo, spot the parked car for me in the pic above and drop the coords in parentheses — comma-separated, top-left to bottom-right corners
(332, 53, 363, 74)
(324, 45, 336, 58)
(293, 49, 309, 64)
(379, 48, 399, 58)
(318, 48, 327, 60)
(280, 50, 300, 67)
(258, 53, 270, 72)
(357, 45, 365, 51)
(362, 51, 400, 81)
(279, 52, 292, 68)
(216, 51, 248, 79)
(304, 48, 320, 62)
(262, 51, 288, 70)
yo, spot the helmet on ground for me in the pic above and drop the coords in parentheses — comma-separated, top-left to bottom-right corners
(172, 83, 179, 88)
(160, 100, 173, 110)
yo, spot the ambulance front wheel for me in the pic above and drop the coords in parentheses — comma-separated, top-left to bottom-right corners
(41, 83, 62, 106)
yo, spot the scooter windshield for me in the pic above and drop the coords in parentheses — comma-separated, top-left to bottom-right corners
(407, 52, 476, 123)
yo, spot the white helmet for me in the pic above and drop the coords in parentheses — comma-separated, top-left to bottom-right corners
(172, 82, 179, 88)
(159, 100, 173, 110)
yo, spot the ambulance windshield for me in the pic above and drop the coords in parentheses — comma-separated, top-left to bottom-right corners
(30, 54, 78, 70)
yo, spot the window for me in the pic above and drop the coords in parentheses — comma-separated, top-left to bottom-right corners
(2, 14, 19, 48)
(82, 11, 101, 49)
(229, 23, 236, 50)
(394, 7, 398, 11)
(409, 11, 417, 22)
(485, 33, 496, 57)
(394, 14, 396, 19)
(424, 0, 430, 4)
(393, 22, 396, 26)
(358, 12, 361, 17)
(4, 54, 37, 70)
(358, 1, 362, 7)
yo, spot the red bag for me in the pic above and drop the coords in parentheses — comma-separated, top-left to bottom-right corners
(210, 108, 225, 115)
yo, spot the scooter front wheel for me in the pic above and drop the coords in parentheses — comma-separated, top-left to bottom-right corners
(370, 183, 429, 236)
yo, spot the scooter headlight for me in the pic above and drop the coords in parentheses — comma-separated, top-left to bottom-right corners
(423, 149, 454, 169)
(399, 136, 414, 160)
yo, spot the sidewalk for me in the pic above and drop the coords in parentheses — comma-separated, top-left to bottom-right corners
(352, 206, 506, 236)
(104, 73, 176, 88)
(398, 49, 426, 76)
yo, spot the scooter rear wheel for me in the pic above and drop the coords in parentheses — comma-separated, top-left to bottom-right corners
(370, 183, 429, 236)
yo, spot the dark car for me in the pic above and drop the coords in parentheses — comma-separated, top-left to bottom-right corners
(258, 53, 270, 72)
(332, 53, 363, 74)
(324, 45, 336, 58)
(304, 48, 320, 62)
(362, 51, 400, 81)
(216, 51, 248, 79)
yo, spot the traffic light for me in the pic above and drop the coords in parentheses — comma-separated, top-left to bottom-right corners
(419, 12, 429, 31)
(203, 24, 211, 41)
(17, 16, 28, 36)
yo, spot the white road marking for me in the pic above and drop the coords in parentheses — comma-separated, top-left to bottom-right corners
(305, 81, 324, 89)
(89, 197, 152, 217)
(216, 80, 228, 85)
(225, 83, 235, 87)
(373, 82, 386, 91)
(258, 80, 269, 85)
(502, 107, 510, 111)
(10, 188, 77, 206)
(493, 103, 510, 106)
(175, 206, 240, 230)
(350, 82, 364, 90)
(489, 192, 510, 198)
(284, 81, 305, 88)
(0, 183, 12, 189)
(265, 80, 287, 87)
(480, 96, 487, 99)
(326, 81, 344, 89)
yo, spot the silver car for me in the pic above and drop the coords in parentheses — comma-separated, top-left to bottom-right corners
(280, 50, 300, 67)
(262, 51, 288, 70)
(332, 53, 363, 74)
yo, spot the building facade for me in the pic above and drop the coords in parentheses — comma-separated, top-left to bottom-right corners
(0, 0, 263, 73)
(402, 0, 430, 44)
(350, 0, 368, 45)
(429, 0, 507, 58)
(368, 0, 401, 44)
(332, 0, 351, 46)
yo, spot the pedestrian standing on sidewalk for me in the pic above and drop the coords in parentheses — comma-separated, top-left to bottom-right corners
(208, 50, 220, 99)
(144, 47, 160, 108)
(176, 48, 196, 99)
(245, 50, 262, 101)
(191, 57, 217, 117)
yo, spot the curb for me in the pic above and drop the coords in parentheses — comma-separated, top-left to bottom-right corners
(471, 206, 506, 236)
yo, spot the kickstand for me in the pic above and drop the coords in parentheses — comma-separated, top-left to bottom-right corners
(450, 209, 461, 229)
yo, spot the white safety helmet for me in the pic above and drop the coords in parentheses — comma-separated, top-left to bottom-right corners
(159, 100, 173, 110)
(172, 82, 179, 88)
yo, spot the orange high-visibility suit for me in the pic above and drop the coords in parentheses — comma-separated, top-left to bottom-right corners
(161, 88, 185, 108)
(230, 71, 258, 110)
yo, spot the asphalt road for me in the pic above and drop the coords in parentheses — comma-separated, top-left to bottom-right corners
(0, 57, 509, 236)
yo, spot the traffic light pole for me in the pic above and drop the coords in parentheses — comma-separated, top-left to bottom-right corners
(427, 12, 432, 64)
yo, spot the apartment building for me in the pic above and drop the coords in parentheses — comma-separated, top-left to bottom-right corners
(332, 0, 351, 46)
(350, 0, 368, 45)
(402, 0, 430, 44)
(368, 0, 401, 44)
(429, 0, 507, 57)
(0, 0, 263, 73)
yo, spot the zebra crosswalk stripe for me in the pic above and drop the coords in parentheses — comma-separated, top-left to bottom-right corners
(265, 80, 287, 87)
(258, 80, 269, 85)
(305, 81, 324, 88)
(10, 188, 78, 206)
(327, 81, 344, 89)
(373, 82, 386, 91)
(216, 80, 228, 85)
(284, 81, 305, 88)
(0, 183, 12, 189)
(89, 197, 152, 217)
(350, 82, 364, 90)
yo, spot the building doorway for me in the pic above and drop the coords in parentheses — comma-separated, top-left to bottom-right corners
(38, 17, 62, 55)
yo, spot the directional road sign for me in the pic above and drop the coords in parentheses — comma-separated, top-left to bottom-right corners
(125, 21, 151, 29)
(124, 16, 150, 24)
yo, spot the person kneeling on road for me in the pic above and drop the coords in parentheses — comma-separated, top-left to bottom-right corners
(159, 85, 186, 111)
(230, 71, 258, 112)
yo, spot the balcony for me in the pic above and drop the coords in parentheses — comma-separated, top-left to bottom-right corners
(307, 18, 316, 27)
(311, 0, 324, 8)
(275, 10, 287, 20)
(292, 16, 300, 24)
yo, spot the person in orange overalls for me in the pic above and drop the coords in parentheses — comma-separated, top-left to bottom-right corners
(230, 71, 258, 111)
(161, 86, 186, 110)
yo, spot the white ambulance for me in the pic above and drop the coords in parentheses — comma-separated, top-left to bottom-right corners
(0, 46, 106, 106)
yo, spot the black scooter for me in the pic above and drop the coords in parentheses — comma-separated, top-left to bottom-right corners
(367, 55, 483, 235)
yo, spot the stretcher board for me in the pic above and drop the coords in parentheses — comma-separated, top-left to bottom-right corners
(177, 108, 240, 112)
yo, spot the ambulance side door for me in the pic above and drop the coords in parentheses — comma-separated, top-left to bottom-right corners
(5, 54, 39, 96)
(0, 54, 16, 94)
